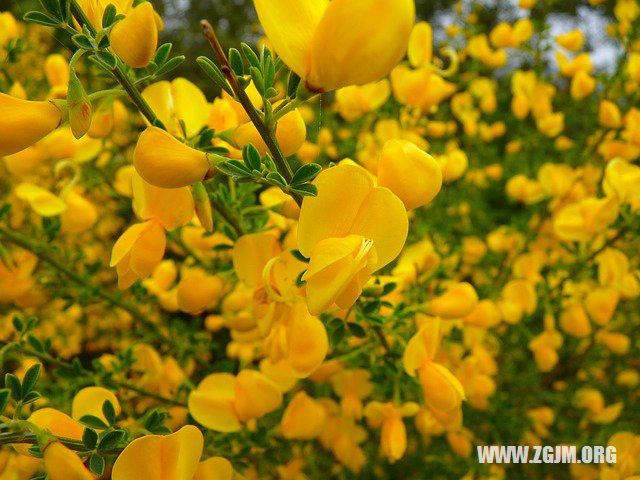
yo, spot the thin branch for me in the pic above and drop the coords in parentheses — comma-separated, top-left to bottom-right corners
(200, 20, 302, 206)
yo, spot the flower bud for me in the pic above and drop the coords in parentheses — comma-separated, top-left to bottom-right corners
(0, 93, 64, 156)
(66, 69, 92, 139)
(377, 139, 442, 211)
(110, 1, 158, 68)
(192, 182, 213, 232)
(133, 126, 211, 188)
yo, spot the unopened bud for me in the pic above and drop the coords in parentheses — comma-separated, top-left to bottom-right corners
(67, 68, 92, 139)
(192, 182, 213, 232)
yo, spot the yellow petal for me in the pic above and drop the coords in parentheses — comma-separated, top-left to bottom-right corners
(194, 457, 234, 480)
(112, 425, 204, 480)
(408, 22, 433, 68)
(308, 0, 415, 91)
(44, 443, 93, 480)
(71, 386, 121, 425)
(15, 183, 67, 217)
(110, 1, 158, 68)
(134, 126, 210, 188)
(286, 302, 328, 377)
(232, 233, 281, 288)
(418, 362, 465, 413)
(188, 373, 242, 432)
(110, 222, 147, 267)
(253, 0, 327, 79)
(298, 164, 408, 269)
(129, 220, 166, 278)
(233, 369, 283, 423)
(132, 172, 194, 230)
(0, 93, 63, 156)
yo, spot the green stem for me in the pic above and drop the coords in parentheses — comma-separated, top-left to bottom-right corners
(200, 20, 301, 206)
(87, 88, 127, 102)
(69, 0, 161, 128)
(0, 225, 167, 342)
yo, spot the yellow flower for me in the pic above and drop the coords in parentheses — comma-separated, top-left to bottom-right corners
(189, 370, 282, 432)
(143, 78, 210, 138)
(14, 183, 67, 217)
(364, 401, 418, 463)
(556, 30, 584, 51)
(599, 100, 622, 129)
(0, 93, 64, 156)
(110, 1, 158, 68)
(427, 282, 479, 319)
(298, 165, 407, 314)
(489, 20, 533, 48)
(554, 196, 619, 242)
(280, 391, 326, 439)
(43, 442, 93, 480)
(110, 220, 167, 289)
(112, 425, 203, 480)
(603, 158, 640, 203)
(570, 70, 596, 100)
(403, 317, 465, 413)
(335, 80, 390, 121)
(377, 139, 442, 211)
(253, 0, 415, 92)
(133, 126, 212, 188)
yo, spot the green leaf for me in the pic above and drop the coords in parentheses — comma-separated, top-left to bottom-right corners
(26, 335, 44, 353)
(12, 316, 23, 332)
(98, 430, 125, 453)
(229, 48, 244, 77)
(96, 33, 110, 49)
(330, 325, 346, 347)
(197, 56, 233, 96)
(0, 203, 11, 220)
(102, 4, 117, 27)
(291, 184, 318, 197)
(95, 51, 116, 69)
(83, 428, 98, 449)
(241, 43, 260, 69)
(291, 163, 322, 186)
(4, 374, 21, 401)
(102, 400, 116, 426)
(287, 72, 301, 98)
(266, 172, 286, 188)
(264, 87, 279, 99)
(23, 11, 60, 27)
(0, 389, 10, 416)
(153, 43, 172, 66)
(264, 58, 275, 89)
(243, 144, 261, 171)
(249, 66, 264, 94)
(21, 364, 41, 395)
(71, 34, 94, 50)
(347, 322, 367, 338)
(220, 160, 251, 178)
(39, 0, 62, 19)
(79, 414, 109, 430)
(89, 453, 105, 475)
(22, 391, 40, 405)
(154, 56, 185, 77)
